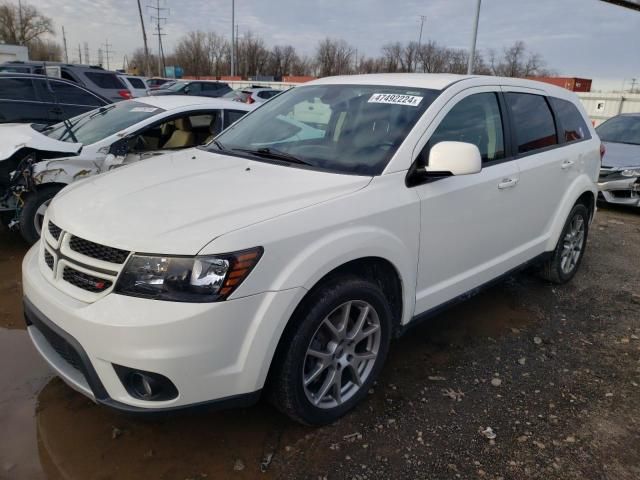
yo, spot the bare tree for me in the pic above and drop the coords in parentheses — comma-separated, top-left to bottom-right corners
(174, 31, 210, 77)
(381, 42, 402, 73)
(268, 45, 298, 79)
(315, 38, 354, 77)
(0, 0, 53, 45)
(207, 32, 229, 77)
(236, 31, 270, 78)
(29, 38, 62, 61)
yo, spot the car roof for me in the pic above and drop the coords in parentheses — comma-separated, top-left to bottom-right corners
(133, 95, 253, 111)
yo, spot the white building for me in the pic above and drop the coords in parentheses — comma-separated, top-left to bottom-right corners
(0, 44, 29, 63)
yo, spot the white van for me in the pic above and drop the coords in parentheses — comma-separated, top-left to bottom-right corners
(23, 74, 600, 425)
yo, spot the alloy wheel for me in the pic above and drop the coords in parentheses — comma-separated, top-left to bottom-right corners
(302, 300, 381, 409)
(560, 213, 585, 274)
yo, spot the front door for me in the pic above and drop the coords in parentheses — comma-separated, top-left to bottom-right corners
(411, 87, 523, 314)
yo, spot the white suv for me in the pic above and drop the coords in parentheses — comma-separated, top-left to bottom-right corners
(23, 74, 600, 425)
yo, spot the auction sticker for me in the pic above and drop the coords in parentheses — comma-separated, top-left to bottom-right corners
(368, 93, 423, 107)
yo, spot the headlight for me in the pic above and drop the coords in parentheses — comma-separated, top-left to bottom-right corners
(621, 169, 640, 177)
(114, 247, 263, 302)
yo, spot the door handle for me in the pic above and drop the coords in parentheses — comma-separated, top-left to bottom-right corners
(561, 160, 575, 170)
(498, 178, 518, 189)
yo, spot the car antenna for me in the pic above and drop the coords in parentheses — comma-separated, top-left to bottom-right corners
(42, 62, 78, 143)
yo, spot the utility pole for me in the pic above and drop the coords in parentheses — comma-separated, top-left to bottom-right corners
(103, 39, 113, 70)
(631, 78, 638, 93)
(84, 42, 90, 65)
(231, 0, 236, 76)
(137, 0, 151, 76)
(467, 0, 482, 75)
(149, 0, 168, 76)
(417, 15, 427, 72)
(17, 0, 23, 44)
(62, 26, 69, 63)
(78, 44, 82, 64)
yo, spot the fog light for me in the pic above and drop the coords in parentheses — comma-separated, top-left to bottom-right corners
(113, 365, 178, 401)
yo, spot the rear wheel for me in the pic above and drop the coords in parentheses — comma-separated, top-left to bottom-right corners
(539, 203, 589, 284)
(270, 276, 392, 425)
(19, 185, 64, 244)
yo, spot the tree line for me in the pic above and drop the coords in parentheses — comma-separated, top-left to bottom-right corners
(1, 0, 553, 80)
(135, 32, 553, 79)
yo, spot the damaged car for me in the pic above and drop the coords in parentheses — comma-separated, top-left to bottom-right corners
(596, 113, 640, 208)
(0, 96, 254, 243)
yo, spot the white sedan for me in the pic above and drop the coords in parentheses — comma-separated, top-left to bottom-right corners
(0, 96, 254, 243)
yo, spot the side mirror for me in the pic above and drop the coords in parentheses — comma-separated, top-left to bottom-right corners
(425, 141, 482, 176)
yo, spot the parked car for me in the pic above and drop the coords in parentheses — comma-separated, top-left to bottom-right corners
(23, 74, 600, 425)
(150, 80, 233, 98)
(0, 61, 131, 102)
(118, 75, 149, 98)
(0, 73, 110, 125)
(223, 87, 283, 104)
(596, 113, 640, 208)
(146, 77, 175, 90)
(1, 96, 253, 242)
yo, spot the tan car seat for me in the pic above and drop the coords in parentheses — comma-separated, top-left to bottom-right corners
(162, 117, 195, 148)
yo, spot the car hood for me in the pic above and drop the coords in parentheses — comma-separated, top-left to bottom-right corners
(0, 123, 82, 161)
(601, 141, 640, 169)
(49, 149, 372, 254)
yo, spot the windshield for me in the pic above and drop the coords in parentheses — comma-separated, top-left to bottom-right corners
(212, 84, 439, 175)
(165, 82, 187, 92)
(596, 116, 640, 145)
(41, 100, 165, 144)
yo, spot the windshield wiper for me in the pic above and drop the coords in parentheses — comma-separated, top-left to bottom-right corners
(211, 139, 226, 151)
(89, 104, 116, 118)
(231, 147, 312, 166)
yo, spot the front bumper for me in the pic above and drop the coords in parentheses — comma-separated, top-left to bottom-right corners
(598, 173, 640, 207)
(22, 244, 305, 412)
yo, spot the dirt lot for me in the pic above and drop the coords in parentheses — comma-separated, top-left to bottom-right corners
(1, 205, 639, 480)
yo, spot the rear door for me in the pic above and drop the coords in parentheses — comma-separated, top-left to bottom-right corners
(501, 88, 566, 247)
(412, 87, 523, 314)
(0, 77, 45, 123)
(38, 80, 106, 122)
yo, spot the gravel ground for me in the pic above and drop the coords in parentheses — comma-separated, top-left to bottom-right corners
(0, 205, 638, 480)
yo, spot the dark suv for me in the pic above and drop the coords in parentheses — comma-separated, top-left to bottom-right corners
(0, 61, 130, 102)
(150, 80, 233, 98)
(0, 73, 110, 125)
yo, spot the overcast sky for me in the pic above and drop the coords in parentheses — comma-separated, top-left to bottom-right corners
(16, 0, 640, 89)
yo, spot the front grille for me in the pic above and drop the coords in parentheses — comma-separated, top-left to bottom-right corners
(32, 321, 83, 372)
(62, 266, 113, 293)
(48, 221, 62, 240)
(69, 235, 129, 264)
(44, 250, 54, 270)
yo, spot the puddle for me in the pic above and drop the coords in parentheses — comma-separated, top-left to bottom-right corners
(0, 230, 27, 330)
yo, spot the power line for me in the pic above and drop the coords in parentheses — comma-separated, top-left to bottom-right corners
(102, 39, 113, 70)
(148, 0, 169, 76)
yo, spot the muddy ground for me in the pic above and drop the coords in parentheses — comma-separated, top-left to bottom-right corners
(1, 205, 639, 480)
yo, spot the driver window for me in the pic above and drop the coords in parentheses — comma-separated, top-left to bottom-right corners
(128, 113, 219, 152)
(420, 92, 505, 166)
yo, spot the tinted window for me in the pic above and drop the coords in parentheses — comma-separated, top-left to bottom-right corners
(428, 92, 505, 163)
(225, 109, 248, 126)
(48, 80, 103, 106)
(0, 77, 36, 100)
(549, 97, 590, 143)
(201, 83, 219, 92)
(596, 115, 640, 145)
(258, 90, 279, 99)
(505, 93, 557, 154)
(187, 83, 202, 94)
(0, 66, 31, 73)
(127, 77, 146, 89)
(84, 72, 125, 89)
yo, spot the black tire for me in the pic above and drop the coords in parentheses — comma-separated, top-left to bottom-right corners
(19, 185, 64, 245)
(269, 276, 392, 425)
(539, 203, 590, 284)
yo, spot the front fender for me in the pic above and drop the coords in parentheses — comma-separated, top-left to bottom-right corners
(32, 157, 103, 186)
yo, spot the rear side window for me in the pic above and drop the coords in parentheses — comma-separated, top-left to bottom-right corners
(127, 77, 146, 89)
(428, 92, 505, 163)
(48, 80, 103, 106)
(549, 97, 590, 143)
(225, 109, 247, 126)
(0, 78, 36, 100)
(84, 72, 125, 89)
(505, 93, 557, 154)
(258, 90, 279, 99)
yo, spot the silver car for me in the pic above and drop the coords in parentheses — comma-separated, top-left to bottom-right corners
(597, 113, 640, 208)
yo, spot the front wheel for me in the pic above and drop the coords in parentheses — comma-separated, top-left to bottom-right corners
(539, 203, 589, 284)
(270, 277, 392, 425)
(19, 185, 64, 244)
